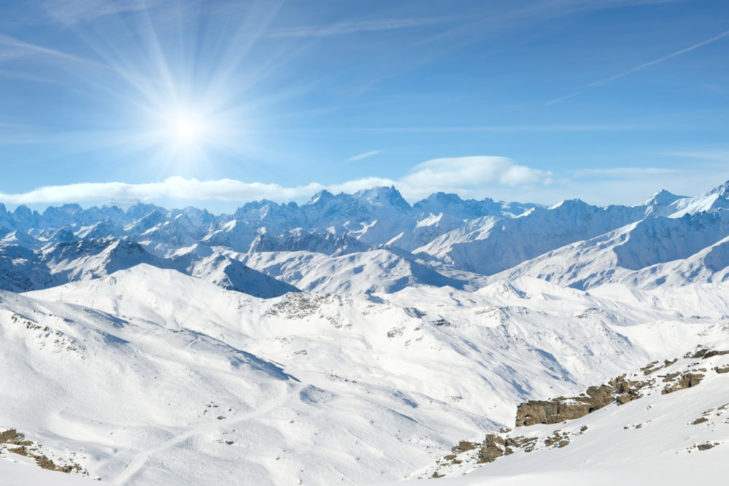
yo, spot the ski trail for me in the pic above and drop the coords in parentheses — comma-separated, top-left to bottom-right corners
(113, 387, 290, 485)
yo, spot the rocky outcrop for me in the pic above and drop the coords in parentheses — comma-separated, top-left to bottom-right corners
(662, 372, 704, 394)
(428, 347, 729, 480)
(0, 429, 86, 475)
(515, 375, 651, 427)
(689, 347, 729, 359)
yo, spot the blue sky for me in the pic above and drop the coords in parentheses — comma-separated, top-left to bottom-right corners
(0, 0, 728, 211)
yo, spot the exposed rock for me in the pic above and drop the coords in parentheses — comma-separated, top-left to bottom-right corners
(434, 348, 722, 479)
(1, 428, 86, 474)
(642, 359, 677, 375)
(477, 434, 506, 463)
(696, 442, 718, 451)
(544, 430, 570, 448)
(690, 347, 729, 359)
(452, 440, 478, 454)
(0, 429, 32, 447)
(515, 375, 651, 427)
(662, 372, 704, 395)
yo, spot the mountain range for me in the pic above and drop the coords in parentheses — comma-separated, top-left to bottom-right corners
(1, 180, 729, 485)
(1, 181, 728, 297)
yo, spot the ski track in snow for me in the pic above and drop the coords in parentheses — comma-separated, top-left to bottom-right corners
(114, 384, 290, 485)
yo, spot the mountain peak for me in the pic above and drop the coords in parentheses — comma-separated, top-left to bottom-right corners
(708, 179, 729, 197)
(354, 186, 411, 210)
(306, 190, 335, 206)
(549, 198, 590, 210)
(645, 189, 683, 207)
(421, 192, 464, 205)
(13, 204, 35, 218)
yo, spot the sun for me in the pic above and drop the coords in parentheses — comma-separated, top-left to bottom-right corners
(166, 109, 209, 147)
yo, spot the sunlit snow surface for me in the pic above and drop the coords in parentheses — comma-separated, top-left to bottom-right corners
(2, 182, 729, 484)
(0, 264, 727, 485)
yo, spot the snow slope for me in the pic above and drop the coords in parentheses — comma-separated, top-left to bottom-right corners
(1, 181, 729, 484)
(389, 343, 729, 486)
(0, 265, 724, 484)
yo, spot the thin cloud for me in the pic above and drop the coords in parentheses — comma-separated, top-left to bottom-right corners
(345, 150, 382, 163)
(38, 0, 164, 26)
(0, 156, 551, 205)
(0, 177, 326, 205)
(344, 124, 650, 133)
(547, 27, 729, 105)
(0, 33, 105, 69)
(269, 16, 452, 38)
(665, 151, 729, 161)
(574, 167, 679, 178)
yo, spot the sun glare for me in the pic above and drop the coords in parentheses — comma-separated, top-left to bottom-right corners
(167, 110, 208, 147)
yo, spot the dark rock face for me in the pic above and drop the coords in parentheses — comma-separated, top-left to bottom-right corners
(515, 375, 651, 427)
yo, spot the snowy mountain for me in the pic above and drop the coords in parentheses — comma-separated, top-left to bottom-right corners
(499, 210, 729, 289)
(2, 180, 729, 484)
(3, 266, 726, 485)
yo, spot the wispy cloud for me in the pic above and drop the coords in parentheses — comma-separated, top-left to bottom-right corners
(343, 124, 651, 133)
(664, 151, 729, 161)
(573, 167, 679, 178)
(0, 32, 105, 69)
(0, 156, 551, 205)
(345, 150, 382, 163)
(38, 0, 164, 26)
(269, 16, 452, 38)
(547, 27, 729, 105)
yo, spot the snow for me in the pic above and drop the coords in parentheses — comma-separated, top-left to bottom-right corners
(0, 458, 97, 485)
(385, 345, 729, 486)
(0, 265, 722, 484)
(1, 182, 729, 484)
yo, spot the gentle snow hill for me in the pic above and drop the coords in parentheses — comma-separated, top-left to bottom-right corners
(5, 265, 727, 485)
(0, 458, 99, 486)
(5, 266, 725, 485)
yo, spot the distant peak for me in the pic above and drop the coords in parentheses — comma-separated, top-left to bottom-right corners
(549, 198, 588, 210)
(429, 192, 463, 203)
(355, 186, 411, 209)
(306, 190, 335, 206)
(645, 189, 683, 206)
(709, 179, 729, 196)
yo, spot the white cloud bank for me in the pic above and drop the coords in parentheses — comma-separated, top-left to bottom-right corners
(0, 156, 550, 206)
(402, 156, 551, 194)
